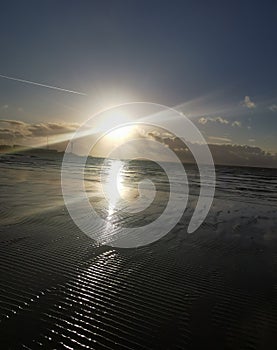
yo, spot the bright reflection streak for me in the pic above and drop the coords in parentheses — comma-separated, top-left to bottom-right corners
(102, 160, 125, 221)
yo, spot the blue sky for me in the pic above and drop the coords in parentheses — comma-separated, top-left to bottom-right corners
(0, 0, 276, 152)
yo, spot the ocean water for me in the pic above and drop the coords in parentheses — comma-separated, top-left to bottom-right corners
(1, 154, 277, 226)
(1, 153, 277, 349)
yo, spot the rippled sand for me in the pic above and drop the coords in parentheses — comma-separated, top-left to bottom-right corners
(1, 154, 277, 349)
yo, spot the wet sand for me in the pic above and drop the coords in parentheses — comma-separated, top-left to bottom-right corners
(1, 156, 277, 349)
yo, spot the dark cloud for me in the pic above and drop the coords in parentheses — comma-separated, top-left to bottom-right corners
(0, 128, 26, 140)
(207, 143, 276, 167)
(0, 119, 80, 142)
(145, 132, 277, 168)
(0, 119, 27, 126)
(28, 122, 79, 137)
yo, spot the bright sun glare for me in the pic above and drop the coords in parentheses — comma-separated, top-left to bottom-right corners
(106, 125, 134, 141)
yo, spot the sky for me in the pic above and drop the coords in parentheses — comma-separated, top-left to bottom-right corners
(0, 0, 277, 159)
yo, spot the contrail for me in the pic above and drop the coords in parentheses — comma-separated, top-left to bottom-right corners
(0, 74, 87, 96)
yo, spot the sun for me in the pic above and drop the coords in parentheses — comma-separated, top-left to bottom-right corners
(106, 125, 134, 141)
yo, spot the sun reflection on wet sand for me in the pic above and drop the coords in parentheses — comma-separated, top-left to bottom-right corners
(102, 160, 125, 210)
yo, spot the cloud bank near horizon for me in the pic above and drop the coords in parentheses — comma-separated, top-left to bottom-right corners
(1, 119, 277, 168)
(0, 119, 80, 142)
(140, 128, 277, 168)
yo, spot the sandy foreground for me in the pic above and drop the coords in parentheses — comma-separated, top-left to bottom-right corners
(1, 156, 277, 349)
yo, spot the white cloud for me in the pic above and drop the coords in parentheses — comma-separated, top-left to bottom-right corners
(232, 121, 241, 127)
(242, 96, 256, 109)
(249, 139, 255, 142)
(215, 116, 229, 124)
(269, 104, 277, 112)
(198, 117, 242, 128)
(198, 117, 208, 124)
(208, 136, 232, 143)
(198, 116, 229, 125)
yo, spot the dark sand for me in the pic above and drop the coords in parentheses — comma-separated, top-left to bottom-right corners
(1, 156, 277, 349)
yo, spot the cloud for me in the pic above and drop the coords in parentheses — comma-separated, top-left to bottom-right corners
(2, 119, 277, 168)
(198, 117, 208, 124)
(0, 128, 26, 140)
(140, 130, 277, 167)
(242, 96, 256, 109)
(0, 120, 30, 142)
(215, 117, 229, 124)
(177, 141, 277, 168)
(198, 116, 229, 125)
(199, 117, 242, 128)
(269, 104, 277, 112)
(207, 144, 276, 167)
(231, 121, 241, 127)
(208, 136, 232, 143)
(28, 122, 79, 137)
(0, 119, 81, 144)
(0, 119, 27, 126)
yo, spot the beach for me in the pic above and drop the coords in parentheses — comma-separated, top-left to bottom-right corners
(1, 153, 277, 349)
